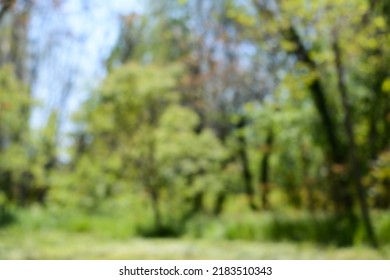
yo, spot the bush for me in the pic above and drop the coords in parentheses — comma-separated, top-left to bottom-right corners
(182, 211, 368, 247)
(0, 204, 15, 227)
(376, 211, 390, 244)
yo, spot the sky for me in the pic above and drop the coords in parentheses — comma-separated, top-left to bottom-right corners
(29, 0, 143, 135)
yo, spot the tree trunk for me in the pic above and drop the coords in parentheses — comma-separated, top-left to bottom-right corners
(260, 129, 273, 210)
(333, 33, 378, 248)
(285, 26, 357, 213)
(213, 191, 226, 215)
(301, 144, 315, 212)
(150, 188, 162, 231)
(236, 116, 257, 210)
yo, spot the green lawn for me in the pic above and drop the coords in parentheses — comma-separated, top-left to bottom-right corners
(1, 229, 389, 259)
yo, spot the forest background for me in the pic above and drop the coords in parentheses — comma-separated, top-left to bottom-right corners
(0, 0, 389, 259)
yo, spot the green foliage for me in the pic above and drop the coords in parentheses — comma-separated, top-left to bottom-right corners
(376, 211, 390, 244)
(0, 65, 30, 141)
(365, 151, 390, 208)
(0, 193, 15, 227)
(156, 105, 227, 212)
(0, 66, 33, 206)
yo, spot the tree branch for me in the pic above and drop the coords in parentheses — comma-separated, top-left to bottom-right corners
(0, 0, 15, 24)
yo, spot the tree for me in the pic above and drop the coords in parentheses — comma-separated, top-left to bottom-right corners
(251, 0, 390, 247)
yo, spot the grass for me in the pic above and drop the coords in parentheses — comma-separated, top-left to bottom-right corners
(0, 227, 390, 259)
(1, 203, 389, 260)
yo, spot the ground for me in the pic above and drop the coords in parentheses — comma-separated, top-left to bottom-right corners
(0, 229, 389, 259)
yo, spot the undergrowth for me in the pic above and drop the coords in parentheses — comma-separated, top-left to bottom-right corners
(2, 202, 390, 248)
